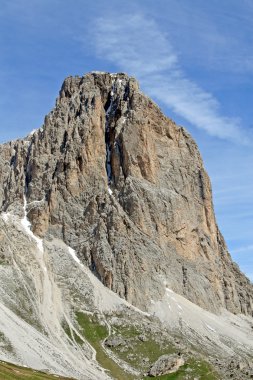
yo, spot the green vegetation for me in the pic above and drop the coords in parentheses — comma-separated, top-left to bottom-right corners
(62, 320, 83, 345)
(0, 331, 13, 353)
(109, 323, 176, 371)
(144, 358, 220, 379)
(0, 360, 72, 380)
(76, 312, 134, 380)
(76, 312, 108, 342)
(0, 253, 8, 265)
(75, 312, 220, 380)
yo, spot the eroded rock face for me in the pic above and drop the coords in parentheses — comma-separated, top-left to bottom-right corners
(0, 72, 252, 315)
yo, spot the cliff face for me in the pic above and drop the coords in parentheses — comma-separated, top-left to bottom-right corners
(0, 72, 252, 315)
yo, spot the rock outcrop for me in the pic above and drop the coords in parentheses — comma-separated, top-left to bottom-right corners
(0, 72, 252, 316)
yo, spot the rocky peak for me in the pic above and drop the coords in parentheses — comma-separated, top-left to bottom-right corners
(0, 72, 252, 316)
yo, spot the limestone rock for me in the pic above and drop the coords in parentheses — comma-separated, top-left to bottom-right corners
(138, 334, 148, 342)
(104, 336, 125, 347)
(0, 72, 252, 316)
(149, 354, 185, 376)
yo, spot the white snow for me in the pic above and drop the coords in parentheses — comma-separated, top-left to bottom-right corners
(27, 199, 44, 206)
(91, 71, 107, 74)
(205, 323, 216, 332)
(68, 247, 82, 265)
(108, 188, 113, 195)
(29, 129, 37, 136)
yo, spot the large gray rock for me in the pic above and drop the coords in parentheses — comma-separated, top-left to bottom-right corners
(104, 336, 125, 347)
(149, 354, 185, 376)
(0, 72, 252, 316)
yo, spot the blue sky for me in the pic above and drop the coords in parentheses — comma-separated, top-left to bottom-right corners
(0, 0, 252, 280)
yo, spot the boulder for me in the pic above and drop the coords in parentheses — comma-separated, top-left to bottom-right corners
(149, 354, 185, 377)
(104, 335, 125, 348)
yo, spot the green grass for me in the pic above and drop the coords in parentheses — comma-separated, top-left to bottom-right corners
(0, 315, 220, 380)
(109, 324, 176, 371)
(76, 312, 134, 380)
(0, 361, 73, 380)
(75, 312, 220, 380)
(62, 320, 83, 345)
(144, 358, 220, 379)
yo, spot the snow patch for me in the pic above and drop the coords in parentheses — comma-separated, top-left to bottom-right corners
(108, 188, 113, 195)
(205, 323, 216, 333)
(91, 71, 107, 75)
(27, 199, 44, 206)
(29, 129, 37, 136)
(68, 247, 82, 265)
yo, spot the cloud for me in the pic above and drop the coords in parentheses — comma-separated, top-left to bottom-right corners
(94, 14, 177, 75)
(92, 13, 248, 143)
(231, 245, 253, 254)
(147, 0, 253, 75)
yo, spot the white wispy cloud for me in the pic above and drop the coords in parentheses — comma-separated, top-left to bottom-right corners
(93, 13, 248, 143)
(231, 245, 253, 254)
(159, 0, 253, 75)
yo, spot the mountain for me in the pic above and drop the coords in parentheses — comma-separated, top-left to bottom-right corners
(0, 72, 252, 379)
